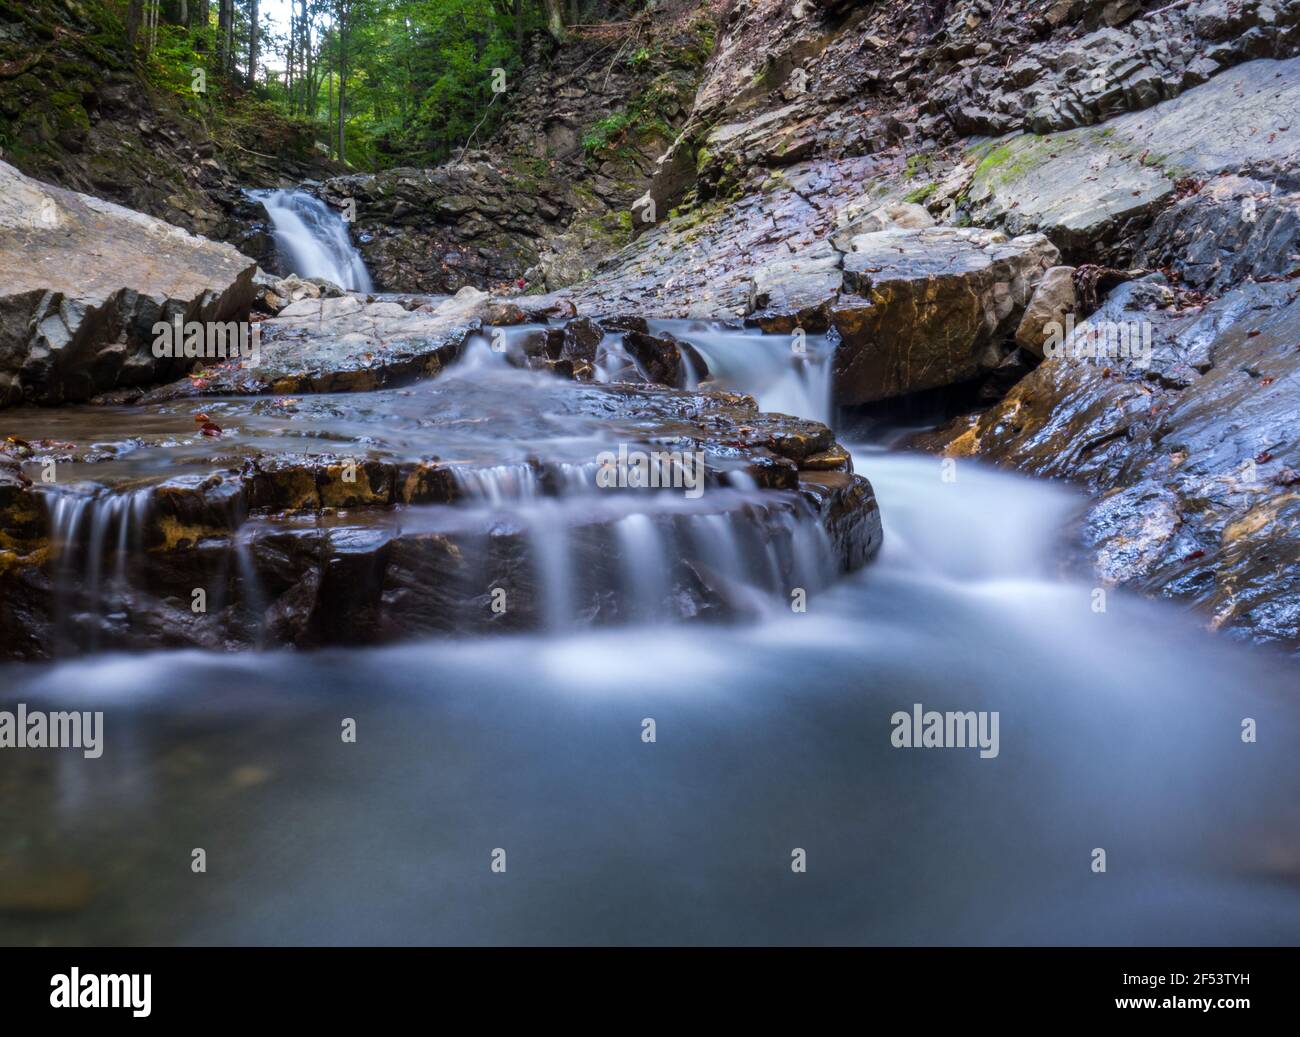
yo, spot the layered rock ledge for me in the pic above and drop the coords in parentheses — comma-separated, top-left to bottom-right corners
(0, 160, 258, 408)
(0, 371, 880, 658)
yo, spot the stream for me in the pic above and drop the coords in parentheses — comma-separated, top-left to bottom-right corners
(2, 204, 1298, 946)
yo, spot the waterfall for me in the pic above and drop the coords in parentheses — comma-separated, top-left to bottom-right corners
(648, 320, 835, 424)
(249, 188, 373, 292)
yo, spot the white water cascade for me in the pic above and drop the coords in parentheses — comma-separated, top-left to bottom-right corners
(249, 188, 373, 291)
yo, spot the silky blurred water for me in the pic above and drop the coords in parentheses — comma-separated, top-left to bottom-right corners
(249, 189, 373, 292)
(3, 448, 1298, 945)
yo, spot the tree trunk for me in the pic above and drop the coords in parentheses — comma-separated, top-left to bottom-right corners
(287, 8, 295, 110)
(127, 0, 143, 46)
(194, 1, 209, 49)
(248, 0, 259, 87)
(541, 0, 565, 40)
(336, 1, 349, 163)
(303, 1, 314, 119)
(217, 0, 228, 73)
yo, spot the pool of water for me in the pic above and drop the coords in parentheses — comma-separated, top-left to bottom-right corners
(2, 446, 1297, 945)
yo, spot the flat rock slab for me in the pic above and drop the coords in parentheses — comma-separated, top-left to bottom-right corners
(0, 160, 258, 407)
(128, 287, 539, 401)
(964, 57, 1300, 258)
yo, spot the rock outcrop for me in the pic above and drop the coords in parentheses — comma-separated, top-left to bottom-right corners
(0, 374, 881, 658)
(0, 160, 258, 407)
(961, 57, 1300, 261)
(926, 278, 1300, 651)
(0, 0, 340, 242)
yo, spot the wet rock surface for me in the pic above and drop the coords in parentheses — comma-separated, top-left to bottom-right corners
(961, 57, 1300, 261)
(4, 0, 1299, 655)
(0, 368, 879, 658)
(925, 280, 1300, 651)
(649, 0, 1299, 212)
(0, 160, 258, 408)
(546, 9, 1300, 649)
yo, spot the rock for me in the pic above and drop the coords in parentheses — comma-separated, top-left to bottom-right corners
(1016, 265, 1079, 355)
(928, 280, 1300, 651)
(852, 202, 937, 234)
(963, 57, 1300, 261)
(831, 228, 1060, 404)
(1136, 176, 1300, 290)
(0, 376, 881, 657)
(130, 289, 533, 401)
(0, 160, 258, 408)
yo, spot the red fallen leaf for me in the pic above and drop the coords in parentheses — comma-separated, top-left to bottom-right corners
(1247, 329, 1261, 337)
(1256, 451, 1273, 464)
(516, 277, 526, 290)
(1183, 550, 1206, 562)
(1260, 376, 1275, 386)
(189, 377, 209, 389)
(199, 421, 223, 437)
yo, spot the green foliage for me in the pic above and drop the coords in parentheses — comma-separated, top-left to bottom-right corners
(582, 111, 632, 156)
(581, 69, 690, 161)
(144, 23, 224, 109)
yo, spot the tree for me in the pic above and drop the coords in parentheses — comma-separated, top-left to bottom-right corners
(541, 0, 564, 40)
(249, 0, 260, 86)
(126, 0, 144, 46)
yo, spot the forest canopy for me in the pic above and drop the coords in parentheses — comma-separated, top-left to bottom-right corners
(118, 0, 643, 169)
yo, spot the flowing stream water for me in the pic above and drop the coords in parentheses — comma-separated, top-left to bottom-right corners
(3, 222, 1299, 946)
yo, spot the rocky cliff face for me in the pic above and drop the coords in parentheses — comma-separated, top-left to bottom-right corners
(542, 0, 1300, 651)
(0, 160, 259, 406)
(290, 14, 715, 294)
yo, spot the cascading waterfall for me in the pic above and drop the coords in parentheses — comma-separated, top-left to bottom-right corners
(15, 307, 1300, 948)
(26, 322, 843, 648)
(649, 320, 836, 424)
(249, 188, 374, 292)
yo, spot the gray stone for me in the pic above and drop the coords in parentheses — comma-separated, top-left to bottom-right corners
(0, 160, 258, 407)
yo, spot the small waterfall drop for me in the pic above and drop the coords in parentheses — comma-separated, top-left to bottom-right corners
(647, 320, 835, 424)
(249, 188, 373, 292)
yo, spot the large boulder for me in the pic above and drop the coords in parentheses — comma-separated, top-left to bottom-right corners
(829, 228, 1060, 404)
(0, 160, 258, 407)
